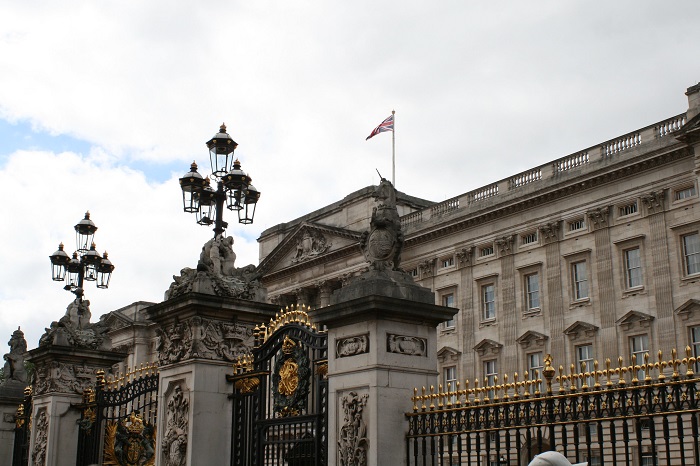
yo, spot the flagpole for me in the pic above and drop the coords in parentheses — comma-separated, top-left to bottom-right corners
(392, 109, 396, 186)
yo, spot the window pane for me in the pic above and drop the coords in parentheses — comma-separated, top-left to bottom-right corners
(683, 233, 700, 275)
(443, 294, 455, 328)
(625, 248, 643, 288)
(483, 285, 495, 320)
(572, 261, 588, 299)
(526, 274, 540, 310)
(631, 335, 649, 379)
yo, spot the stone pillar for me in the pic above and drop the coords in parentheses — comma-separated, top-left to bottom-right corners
(496, 235, 518, 376)
(456, 247, 475, 380)
(540, 222, 565, 361)
(587, 207, 619, 359)
(641, 191, 677, 352)
(0, 327, 29, 461)
(146, 293, 277, 466)
(310, 270, 456, 466)
(0, 388, 24, 461)
(26, 345, 126, 466)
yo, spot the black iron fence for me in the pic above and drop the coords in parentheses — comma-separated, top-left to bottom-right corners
(230, 305, 328, 466)
(407, 350, 700, 466)
(12, 386, 32, 466)
(76, 363, 158, 466)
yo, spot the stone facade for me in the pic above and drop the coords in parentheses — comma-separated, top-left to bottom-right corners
(258, 83, 700, 396)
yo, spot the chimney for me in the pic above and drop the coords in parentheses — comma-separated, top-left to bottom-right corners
(686, 82, 700, 120)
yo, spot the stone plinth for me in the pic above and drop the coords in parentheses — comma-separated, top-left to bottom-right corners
(146, 292, 277, 466)
(310, 272, 456, 466)
(0, 382, 25, 463)
(26, 345, 126, 466)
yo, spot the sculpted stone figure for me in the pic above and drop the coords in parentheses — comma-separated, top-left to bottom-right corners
(165, 235, 263, 301)
(2, 327, 28, 384)
(38, 289, 110, 349)
(360, 178, 404, 272)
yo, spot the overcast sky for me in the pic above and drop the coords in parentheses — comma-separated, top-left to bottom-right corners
(1, 1, 699, 350)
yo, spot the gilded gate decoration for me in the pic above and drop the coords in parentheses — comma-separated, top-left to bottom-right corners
(407, 349, 700, 466)
(230, 304, 328, 466)
(12, 386, 32, 466)
(76, 364, 158, 466)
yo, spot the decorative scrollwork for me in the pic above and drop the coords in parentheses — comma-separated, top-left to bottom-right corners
(234, 377, 260, 394)
(103, 411, 156, 466)
(272, 338, 311, 417)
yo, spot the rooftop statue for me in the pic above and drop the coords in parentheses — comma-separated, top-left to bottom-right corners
(165, 234, 264, 301)
(1, 327, 28, 385)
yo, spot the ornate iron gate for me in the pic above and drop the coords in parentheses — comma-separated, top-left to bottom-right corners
(76, 364, 158, 466)
(230, 305, 328, 466)
(12, 386, 32, 466)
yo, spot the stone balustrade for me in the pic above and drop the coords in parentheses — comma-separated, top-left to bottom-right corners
(400, 112, 687, 228)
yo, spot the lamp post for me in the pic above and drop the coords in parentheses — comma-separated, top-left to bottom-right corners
(48, 212, 115, 301)
(179, 124, 261, 236)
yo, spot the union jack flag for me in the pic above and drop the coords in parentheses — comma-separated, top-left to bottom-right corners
(365, 114, 394, 140)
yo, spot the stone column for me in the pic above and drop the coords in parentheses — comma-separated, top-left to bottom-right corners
(496, 235, 518, 376)
(310, 270, 456, 466)
(26, 345, 126, 466)
(456, 247, 475, 380)
(146, 293, 277, 466)
(0, 327, 29, 461)
(540, 222, 565, 362)
(587, 207, 619, 359)
(641, 191, 676, 351)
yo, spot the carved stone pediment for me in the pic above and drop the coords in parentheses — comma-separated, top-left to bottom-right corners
(257, 222, 363, 276)
(437, 346, 461, 363)
(616, 310, 655, 330)
(474, 339, 503, 356)
(563, 321, 599, 340)
(675, 299, 700, 321)
(102, 312, 134, 332)
(516, 330, 549, 349)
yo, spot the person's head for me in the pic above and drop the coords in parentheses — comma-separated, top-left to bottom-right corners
(528, 451, 588, 466)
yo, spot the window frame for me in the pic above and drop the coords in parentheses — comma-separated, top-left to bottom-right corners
(443, 365, 457, 404)
(441, 290, 457, 329)
(527, 351, 543, 393)
(681, 232, 700, 277)
(623, 247, 644, 289)
(629, 334, 650, 380)
(576, 344, 594, 387)
(482, 283, 496, 322)
(572, 261, 589, 301)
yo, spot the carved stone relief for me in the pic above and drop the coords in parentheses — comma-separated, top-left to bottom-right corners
(155, 316, 254, 365)
(37, 297, 111, 350)
(162, 383, 189, 466)
(291, 229, 331, 264)
(538, 222, 560, 243)
(586, 207, 610, 230)
(418, 259, 436, 278)
(33, 361, 95, 396)
(32, 408, 48, 466)
(387, 334, 427, 357)
(455, 247, 474, 268)
(495, 235, 515, 256)
(641, 190, 665, 214)
(336, 334, 369, 358)
(338, 391, 369, 466)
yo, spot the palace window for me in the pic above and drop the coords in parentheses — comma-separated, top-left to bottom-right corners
(482, 284, 496, 321)
(577, 344, 594, 387)
(442, 293, 455, 329)
(525, 273, 540, 311)
(480, 245, 494, 257)
(682, 232, 700, 276)
(409, 268, 419, 277)
(528, 352, 543, 393)
(619, 201, 638, 216)
(691, 326, 700, 373)
(441, 256, 454, 268)
(568, 218, 585, 232)
(624, 248, 643, 288)
(484, 360, 497, 398)
(521, 232, 538, 245)
(443, 366, 457, 404)
(572, 261, 589, 300)
(675, 185, 697, 201)
(630, 334, 649, 379)
(641, 454, 656, 466)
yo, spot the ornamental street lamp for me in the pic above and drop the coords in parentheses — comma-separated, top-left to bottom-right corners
(49, 212, 115, 300)
(179, 124, 261, 236)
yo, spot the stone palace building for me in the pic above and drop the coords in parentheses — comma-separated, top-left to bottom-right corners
(251, 82, 700, 394)
(100, 81, 700, 402)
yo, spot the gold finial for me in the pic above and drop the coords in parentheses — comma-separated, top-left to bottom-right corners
(220, 123, 227, 133)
